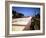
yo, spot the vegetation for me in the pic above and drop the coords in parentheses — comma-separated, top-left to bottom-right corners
(12, 10, 40, 30)
(12, 10, 24, 18)
(31, 13, 40, 30)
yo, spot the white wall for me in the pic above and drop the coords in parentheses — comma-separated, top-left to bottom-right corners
(0, 0, 46, 38)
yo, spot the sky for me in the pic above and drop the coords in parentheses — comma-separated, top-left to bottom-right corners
(12, 7, 40, 16)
